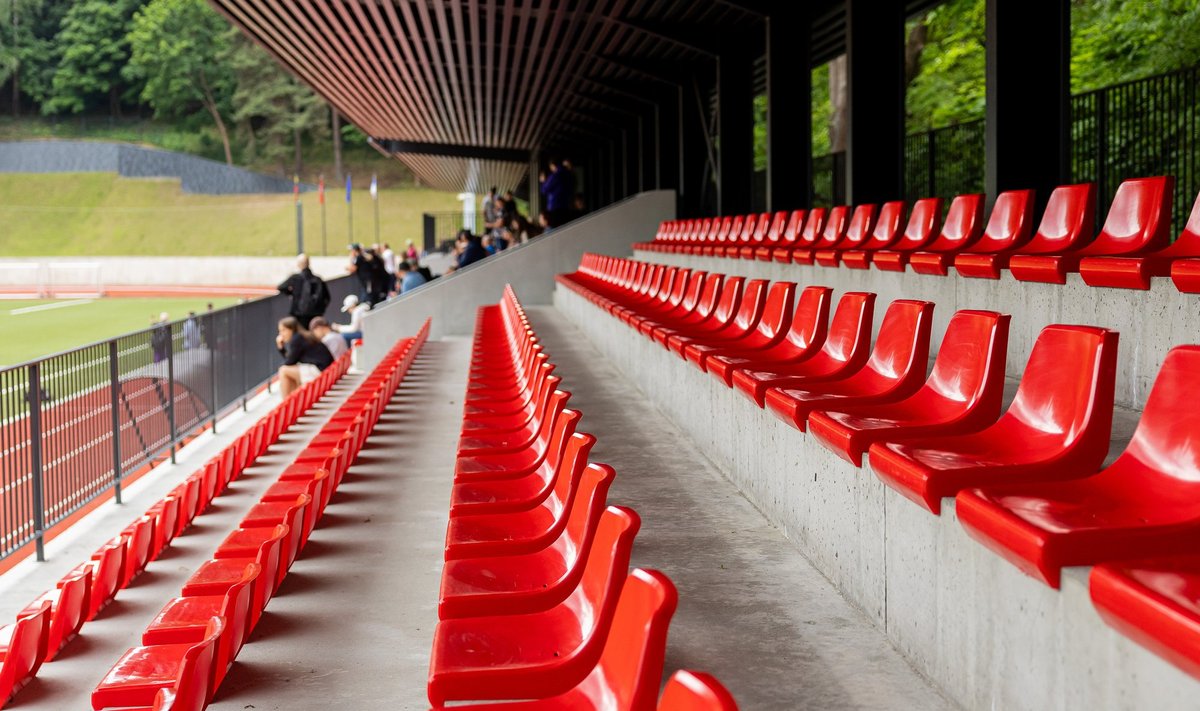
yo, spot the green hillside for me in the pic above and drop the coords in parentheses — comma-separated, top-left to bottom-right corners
(0, 173, 462, 256)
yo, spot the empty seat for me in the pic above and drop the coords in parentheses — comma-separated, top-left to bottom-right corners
(455, 390, 572, 479)
(953, 189, 1036, 279)
(92, 617, 222, 711)
(1007, 182, 1103, 284)
(685, 282, 796, 373)
(815, 204, 877, 267)
(183, 525, 287, 629)
(955, 345, 1200, 588)
(23, 567, 90, 662)
(0, 600, 50, 704)
(656, 277, 746, 352)
(794, 206, 849, 265)
(667, 279, 767, 358)
(763, 300, 935, 431)
(121, 516, 157, 587)
(761, 210, 806, 262)
(870, 325, 1117, 515)
(909, 194, 987, 275)
(450, 422, 589, 517)
(72, 537, 126, 620)
(776, 208, 826, 264)
(659, 671, 740, 710)
(841, 201, 906, 269)
(1069, 176, 1175, 288)
(427, 507, 640, 705)
(871, 197, 943, 271)
(809, 311, 1009, 466)
(1081, 187, 1200, 289)
(707, 285, 831, 387)
(744, 211, 787, 260)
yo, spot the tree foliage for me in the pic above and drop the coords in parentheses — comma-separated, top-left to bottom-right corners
(45, 0, 140, 115)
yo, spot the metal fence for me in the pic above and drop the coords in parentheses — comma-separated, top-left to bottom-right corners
(0, 275, 356, 562)
(903, 120, 986, 206)
(423, 211, 485, 252)
(812, 152, 847, 207)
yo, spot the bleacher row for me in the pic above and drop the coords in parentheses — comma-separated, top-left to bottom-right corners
(557, 254, 1200, 682)
(634, 176, 1200, 291)
(0, 346, 353, 709)
(424, 287, 739, 710)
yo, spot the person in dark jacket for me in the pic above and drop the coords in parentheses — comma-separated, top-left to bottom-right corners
(277, 254, 330, 327)
(451, 230, 488, 270)
(275, 315, 334, 398)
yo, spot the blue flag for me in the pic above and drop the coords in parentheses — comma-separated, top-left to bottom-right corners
(345, 174, 352, 203)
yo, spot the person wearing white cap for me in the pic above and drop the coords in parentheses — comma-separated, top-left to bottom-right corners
(332, 293, 371, 347)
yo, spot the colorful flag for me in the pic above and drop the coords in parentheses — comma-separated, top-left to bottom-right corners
(318, 175, 325, 205)
(345, 174, 352, 203)
(369, 173, 378, 200)
(293, 174, 300, 204)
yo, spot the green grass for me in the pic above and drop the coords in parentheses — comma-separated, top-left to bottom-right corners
(0, 173, 463, 256)
(0, 297, 239, 367)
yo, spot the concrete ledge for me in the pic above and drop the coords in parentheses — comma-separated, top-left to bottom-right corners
(357, 190, 676, 370)
(633, 249, 1199, 411)
(554, 283, 1200, 711)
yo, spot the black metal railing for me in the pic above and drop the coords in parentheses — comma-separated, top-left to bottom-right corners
(0, 275, 356, 563)
(812, 152, 847, 208)
(423, 211, 486, 252)
(903, 119, 986, 206)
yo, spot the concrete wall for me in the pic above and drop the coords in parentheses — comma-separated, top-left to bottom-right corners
(555, 283, 1200, 711)
(0, 256, 351, 287)
(0, 140, 304, 194)
(633, 250, 1200, 411)
(357, 190, 676, 370)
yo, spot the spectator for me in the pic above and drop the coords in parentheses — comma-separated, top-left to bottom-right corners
(455, 230, 488, 269)
(404, 239, 420, 262)
(571, 193, 587, 220)
(275, 316, 333, 398)
(151, 312, 171, 363)
(334, 294, 371, 347)
(278, 254, 330, 328)
(397, 260, 427, 293)
(538, 210, 553, 236)
(347, 243, 372, 302)
(482, 186, 499, 233)
(308, 316, 347, 359)
(183, 311, 201, 350)
(363, 248, 391, 305)
(540, 158, 571, 227)
(380, 242, 398, 294)
(482, 234, 498, 255)
(486, 196, 508, 239)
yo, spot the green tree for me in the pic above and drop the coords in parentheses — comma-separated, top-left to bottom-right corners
(124, 0, 235, 164)
(45, 0, 142, 116)
(0, 0, 67, 116)
(1072, 0, 1200, 93)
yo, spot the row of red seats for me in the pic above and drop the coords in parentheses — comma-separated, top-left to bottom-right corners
(558, 254, 1200, 681)
(87, 321, 429, 711)
(426, 286, 738, 710)
(635, 176, 1200, 291)
(0, 349, 353, 709)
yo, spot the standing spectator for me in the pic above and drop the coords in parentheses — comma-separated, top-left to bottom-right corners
(275, 316, 333, 398)
(540, 159, 571, 227)
(334, 294, 371, 347)
(405, 239, 420, 262)
(308, 316, 347, 359)
(482, 186, 499, 233)
(397, 261, 427, 293)
(362, 248, 390, 304)
(380, 242, 398, 294)
(151, 312, 171, 363)
(183, 311, 201, 350)
(347, 243, 371, 302)
(278, 254, 330, 328)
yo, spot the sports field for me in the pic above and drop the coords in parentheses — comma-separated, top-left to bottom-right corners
(0, 297, 240, 367)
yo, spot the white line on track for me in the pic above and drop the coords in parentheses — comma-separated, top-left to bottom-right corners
(9, 299, 94, 316)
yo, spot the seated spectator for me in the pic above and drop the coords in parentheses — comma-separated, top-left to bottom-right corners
(456, 230, 489, 269)
(334, 294, 371, 347)
(483, 234, 498, 255)
(398, 261, 427, 293)
(275, 316, 333, 398)
(308, 316, 347, 359)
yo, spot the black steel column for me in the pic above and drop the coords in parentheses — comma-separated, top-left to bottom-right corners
(986, 0, 1070, 212)
(845, 0, 906, 205)
(765, 8, 812, 211)
(717, 38, 755, 215)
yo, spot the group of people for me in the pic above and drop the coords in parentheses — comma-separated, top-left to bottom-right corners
(538, 158, 585, 230)
(347, 240, 430, 305)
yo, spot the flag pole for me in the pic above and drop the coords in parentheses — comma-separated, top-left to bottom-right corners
(371, 173, 380, 244)
(319, 174, 327, 256)
(346, 173, 353, 244)
(293, 174, 304, 255)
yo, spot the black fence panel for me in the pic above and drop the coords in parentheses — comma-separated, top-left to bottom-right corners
(423, 211, 486, 252)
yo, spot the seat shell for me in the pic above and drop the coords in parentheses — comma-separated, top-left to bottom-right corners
(953, 189, 1036, 278)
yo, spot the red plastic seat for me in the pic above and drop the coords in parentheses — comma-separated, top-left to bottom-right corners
(731, 291, 874, 406)
(955, 345, 1200, 588)
(450, 428, 591, 518)
(707, 285, 831, 387)
(775, 208, 825, 264)
(809, 311, 1009, 466)
(1090, 555, 1200, 679)
(764, 300, 934, 431)
(647, 274, 725, 345)
(183, 525, 287, 628)
(444, 463, 614, 561)
(953, 189, 1036, 279)
(761, 210, 806, 262)
(670, 279, 770, 359)
(659, 671, 740, 710)
(1008, 182, 1100, 284)
(0, 600, 50, 704)
(1071, 176, 1175, 288)
(455, 391, 573, 481)
(427, 507, 640, 705)
(685, 282, 796, 373)
(73, 537, 126, 620)
(24, 567, 90, 662)
(871, 197, 943, 271)
(814, 204, 877, 267)
(143, 564, 259, 693)
(745, 211, 786, 260)
(217, 495, 308, 591)
(909, 194, 986, 275)
(1080, 183, 1195, 289)
(870, 325, 1117, 515)
(121, 515, 157, 587)
(91, 617, 222, 711)
(654, 276, 745, 352)
(841, 201, 906, 269)
(794, 206, 848, 265)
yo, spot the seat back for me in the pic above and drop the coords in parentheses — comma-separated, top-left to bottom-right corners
(659, 670, 740, 710)
(763, 211, 788, 245)
(785, 286, 833, 350)
(711, 277, 744, 324)
(863, 301, 935, 384)
(693, 274, 725, 319)
(1089, 176, 1174, 255)
(924, 311, 1010, 416)
(891, 197, 943, 251)
(1117, 345, 1200, 483)
(779, 210, 806, 246)
(49, 567, 90, 659)
(923, 194, 985, 252)
(822, 292, 876, 362)
(678, 271, 709, 312)
(252, 526, 289, 621)
(4, 600, 49, 691)
(89, 538, 126, 619)
(965, 189, 1035, 254)
(1006, 325, 1117, 447)
(125, 516, 156, 583)
(755, 282, 796, 339)
(732, 279, 768, 331)
(550, 431, 599, 513)
(539, 408, 584, 483)
(813, 205, 850, 249)
(1165, 190, 1200, 253)
(565, 505, 641, 658)
(835, 204, 878, 249)
(858, 201, 907, 250)
(571, 566, 679, 710)
(1017, 183, 1096, 254)
(173, 617, 223, 711)
(797, 208, 827, 248)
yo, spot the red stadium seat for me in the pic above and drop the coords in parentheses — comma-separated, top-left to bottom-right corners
(777, 208, 826, 264)
(0, 600, 50, 704)
(91, 617, 222, 710)
(183, 525, 287, 629)
(871, 197, 943, 271)
(707, 285, 831, 387)
(647, 274, 726, 346)
(1090, 556, 1200, 679)
(763, 300, 934, 431)
(450, 428, 591, 518)
(746, 211, 787, 260)
(815, 204, 878, 267)
(809, 311, 1009, 466)
(1083, 187, 1200, 289)
(1070, 176, 1175, 288)
(427, 507, 640, 705)
(216, 496, 309, 591)
(842, 201, 906, 269)
(794, 206, 849, 265)
(762, 210, 806, 262)
(870, 325, 1117, 515)
(953, 189, 1036, 279)
(121, 515, 157, 587)
(659, 671, 740, 710)
(671, 279, 770, 360)
(75, 537, 126, 620)
(1007, 182, 1098, 284)
(656, 276, 745, 351)
(909, 194, 987, 275)
(685, 282, 796, 373)
(455, 391, 573, 481)
(731, 292, 875, 406)
(25, 567, 90, 662)
(955, 345, 1200, 588)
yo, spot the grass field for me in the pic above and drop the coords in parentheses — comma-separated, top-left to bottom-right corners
(0, 173, 463, 257)
(0, 297, 240, 367)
